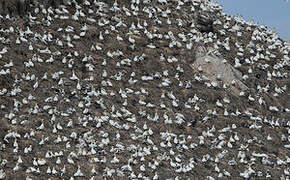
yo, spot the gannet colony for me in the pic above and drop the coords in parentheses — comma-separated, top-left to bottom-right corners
(0, 0, 289, 179)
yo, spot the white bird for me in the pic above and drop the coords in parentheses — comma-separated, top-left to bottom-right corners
(216, 100, 223, 107)
(140, 164, 145, 171)
(117, 35, 123, 41)
(128, 36, 135, 43)
(0, 47, 8, 54)
(67, 157, 74, 164)
(153, 173, 159, 180)
(70, 70, 78, 80)
(46, 167, 51, 174)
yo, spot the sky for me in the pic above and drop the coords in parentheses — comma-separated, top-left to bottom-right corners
(216, 0, 290, 40)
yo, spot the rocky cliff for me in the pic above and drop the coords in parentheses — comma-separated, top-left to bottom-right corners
(0, 0, 289, 179)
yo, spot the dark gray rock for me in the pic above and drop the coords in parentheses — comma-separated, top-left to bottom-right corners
(0, 0, 28, 16)
(196, 14, 214, 33)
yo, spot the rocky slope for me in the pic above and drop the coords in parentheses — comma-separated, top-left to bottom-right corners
(0, 0, 289, 179)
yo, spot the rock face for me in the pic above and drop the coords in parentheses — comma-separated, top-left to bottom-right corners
(191, 48, 249, 96)
(0, 0, 26, 15)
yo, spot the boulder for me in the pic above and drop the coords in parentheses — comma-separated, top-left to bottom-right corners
(196, 14, 214, 33)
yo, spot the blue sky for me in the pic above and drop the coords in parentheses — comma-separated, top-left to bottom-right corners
(216, 0, 290, 40)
